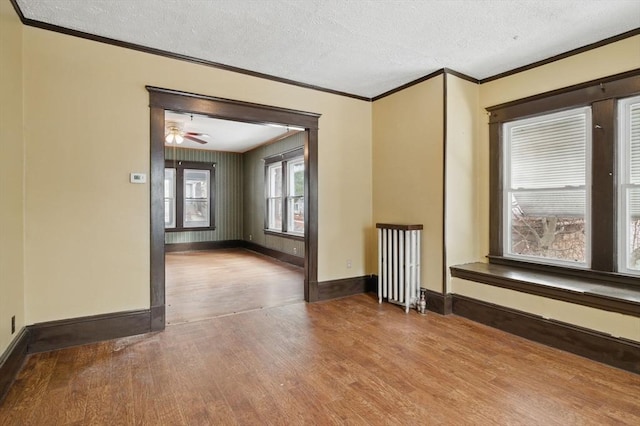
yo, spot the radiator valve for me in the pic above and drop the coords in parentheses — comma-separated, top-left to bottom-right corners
(417, 289, 427, 315)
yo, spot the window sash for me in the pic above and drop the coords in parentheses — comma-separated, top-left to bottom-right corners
(164, 161, 215, 231)
(164, 168, 176, 229)
(267, 197, 283, 231)
(265, 154, 304, 235)
(503, 107, 591, 267)
(288, 159, 304, 197)
(183, 169, 210, 228)
(267, 164, 282, 198)
(618, 95, 640, 274)
(286, 195, 304, 234)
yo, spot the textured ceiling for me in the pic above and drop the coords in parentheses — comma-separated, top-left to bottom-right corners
(165, 111, 294, 153)
(15, 0, 640, 98)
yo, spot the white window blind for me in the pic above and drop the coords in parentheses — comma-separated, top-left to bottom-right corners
(510, 114, 587, 189)
(619, 95, 640, 273)
(630, 102, 640, 184)
(504, 107, 591, 265)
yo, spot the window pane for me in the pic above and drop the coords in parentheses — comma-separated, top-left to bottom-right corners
(287, 196, 304, 234)
(509, 190, 586, 263)
(268, 165, 282, 197)
(619, 96, 640, 273)
(164, 168, 176, 228)
(629, 102, 640, 184)
(184, 169, 209, 228)
(267, 198, 282, 230)
(509, 112, 587, 189)
(624, 188, 640, 271)
(288, 159, 304, 197)
(504, 107, 590, 265)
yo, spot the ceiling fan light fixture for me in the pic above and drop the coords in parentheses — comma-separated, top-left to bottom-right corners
(165, 123, 185, 144)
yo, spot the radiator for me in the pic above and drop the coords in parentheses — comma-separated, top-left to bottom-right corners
(376, 223, 423, 313)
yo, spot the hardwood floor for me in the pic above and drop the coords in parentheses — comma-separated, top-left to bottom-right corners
(165, 248, 304, 325)
(2, 293, 639, 425)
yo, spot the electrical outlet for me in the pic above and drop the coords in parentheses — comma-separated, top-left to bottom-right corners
(346, 259, 352, 269)
(11, 315, 15, 334)
(249, 234, 252, 241)
(293, 247, 297, 255)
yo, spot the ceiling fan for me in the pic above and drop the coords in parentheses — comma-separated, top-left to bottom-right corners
(165, 121, 209, 145)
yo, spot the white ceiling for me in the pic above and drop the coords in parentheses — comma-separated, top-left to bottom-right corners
(165, 111, 297, 152)
(15, 0, 640, 99)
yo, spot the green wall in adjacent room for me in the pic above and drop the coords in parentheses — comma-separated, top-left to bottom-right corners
(164, 132, 304, 259)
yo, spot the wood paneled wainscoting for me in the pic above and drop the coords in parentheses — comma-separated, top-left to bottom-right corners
(1, 294, 639, 424)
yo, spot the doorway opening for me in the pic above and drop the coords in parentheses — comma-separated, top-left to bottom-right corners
(148, 86, 320, 330)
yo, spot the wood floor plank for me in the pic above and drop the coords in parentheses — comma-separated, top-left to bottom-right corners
(165, 248, 304, 324)
(2, 293, 639, 425)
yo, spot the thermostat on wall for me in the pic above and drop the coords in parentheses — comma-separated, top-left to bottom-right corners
(130, 173, 147, 184)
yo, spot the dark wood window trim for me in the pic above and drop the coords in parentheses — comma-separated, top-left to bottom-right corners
(487, 70, 640, 284)
(264, 147, 305, 238)
(148, 86, 320, 330)
(164, 160, 216, 232)
(450, 262, 640, 318)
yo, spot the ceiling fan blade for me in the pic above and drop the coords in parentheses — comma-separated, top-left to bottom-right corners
(184, 135, 208, 144)
(185, 132, 209, 137)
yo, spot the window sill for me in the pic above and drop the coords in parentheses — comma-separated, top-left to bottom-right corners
(165, 226, 216, 233)
(264, 230, 305, 241)
(450, 262, 640, 318)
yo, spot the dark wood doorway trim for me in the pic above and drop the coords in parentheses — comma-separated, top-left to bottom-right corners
(147, 86, 320, 331)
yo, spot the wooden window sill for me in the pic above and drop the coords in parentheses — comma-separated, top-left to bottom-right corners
(165, 226, 216, 233)
(450, 262, 640, 318)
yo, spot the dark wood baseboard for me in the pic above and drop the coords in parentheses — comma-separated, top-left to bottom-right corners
(164, 240, 244, 252)
(165, 239, 305, 268)
(150, 305, 165, 332)
(243, 241, 305, 267)
(452, 294, 640, 374)
(308, 280, 318, 302)
(366, 275, 378, 293)
(316, 275, 375, 302)
(425, 290, 453, 315)
(0, 328, 29, 403)
(27, 309, 151, 353)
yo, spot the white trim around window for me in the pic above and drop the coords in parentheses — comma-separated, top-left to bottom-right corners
(264, 148, 305, 237)
(618, 95, 640, 275)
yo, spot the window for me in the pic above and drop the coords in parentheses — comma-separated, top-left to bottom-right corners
(619, 95, 640, 274)
(164, 168, 176, 228)
(266, 163, 283, 231)
(164, 161, 215, 231)
(488, 72, 640, 280)
(504, 107, 591, 266)
(287, 158, 305, 234)
(265, 148, 304, 236)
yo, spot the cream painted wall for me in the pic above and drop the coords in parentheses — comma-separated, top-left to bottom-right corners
(22, 26, 372, 324)
(0, 0, 26, 355)
(7, 1, 638, 344)
(372, 77, 444, 292)
(444, 75, 480, 292)
(450, 35, 640, 342)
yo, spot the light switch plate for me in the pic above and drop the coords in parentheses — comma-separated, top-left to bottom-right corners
(130, 172, 147, 184)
